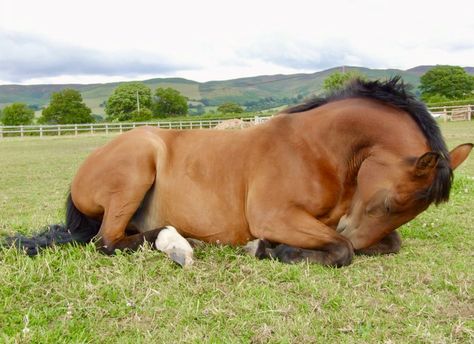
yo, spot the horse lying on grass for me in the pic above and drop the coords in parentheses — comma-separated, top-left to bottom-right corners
(5, 77, 472, 267)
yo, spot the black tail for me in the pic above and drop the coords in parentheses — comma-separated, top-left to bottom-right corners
(3, 193, 101, 256)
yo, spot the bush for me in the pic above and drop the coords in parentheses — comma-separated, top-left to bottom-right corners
(1, 103, 35, 125)
(130, 108, 153, 122)
(217, 102, 244, 114)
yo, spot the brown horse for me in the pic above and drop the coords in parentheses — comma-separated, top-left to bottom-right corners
(7, 78, 472, 267)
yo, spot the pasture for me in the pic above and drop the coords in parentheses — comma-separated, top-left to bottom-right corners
(0, 121, 473, 343)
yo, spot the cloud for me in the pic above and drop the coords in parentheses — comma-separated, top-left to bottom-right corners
(0, 32, 192, 82)
(239, 35, 382, 71)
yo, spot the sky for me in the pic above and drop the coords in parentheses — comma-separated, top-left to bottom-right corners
(0, 0, 473, 85)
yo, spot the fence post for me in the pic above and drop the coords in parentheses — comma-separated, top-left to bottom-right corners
(443, 107, 448, 122)
(0, 126, 3, 139)
(90, 124, 93, 134)
(75, 124, 78, 136)
(105, 124, 109, 135)
(20, 125, 24, 137)
(179, 121, 183, 130)
(40, 126, 43, 138)
(58, 125, 61, 136)
(119, 123, 123, 133)
(468, 105, 472, 121)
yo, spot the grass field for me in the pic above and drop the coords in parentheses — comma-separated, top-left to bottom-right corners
(0, 122, 473, 343)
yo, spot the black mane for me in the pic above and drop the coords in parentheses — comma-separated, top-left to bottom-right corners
(284, 77, 452, 204)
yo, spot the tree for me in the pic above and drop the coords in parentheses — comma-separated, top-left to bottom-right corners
(154, 87, 188, 117)
(217, 102, 244, 114)
(106, 83, 152, 121)
(420, 65, 474, 101)
(323, 70, 366, 93)
(1, 103, 35, 125)
(39, 89, 93, 124)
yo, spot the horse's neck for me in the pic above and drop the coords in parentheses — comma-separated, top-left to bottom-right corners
(288, 106, 427, 181)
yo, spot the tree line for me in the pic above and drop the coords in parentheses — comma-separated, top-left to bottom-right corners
(0, 82, 246, 126)
(1, 65, 473, 126)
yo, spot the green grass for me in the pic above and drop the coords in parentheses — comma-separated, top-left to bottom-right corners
(1, 122, 473, 343)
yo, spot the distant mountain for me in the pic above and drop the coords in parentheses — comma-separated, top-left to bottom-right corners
(1, 65, 473, 115)
(406, 65, 474, 76)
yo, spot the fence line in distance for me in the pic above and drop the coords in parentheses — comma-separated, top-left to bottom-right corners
(0, 104, 472, 139)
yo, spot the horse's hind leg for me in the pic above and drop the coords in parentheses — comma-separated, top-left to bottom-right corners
(92, 170, 158, 254)
(355, 231, 401, 256)
(95, 194, 163, 254)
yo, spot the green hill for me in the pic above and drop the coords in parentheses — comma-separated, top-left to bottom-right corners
(1, 65, 472, 115)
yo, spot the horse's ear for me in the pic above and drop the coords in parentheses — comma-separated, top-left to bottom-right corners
(414, 152, 440, 177)
(449, 143, 473, 170)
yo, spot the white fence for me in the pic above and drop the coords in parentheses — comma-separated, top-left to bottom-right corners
(0, 105, 471, 139)
(0, 116, 272, 138)
(429, 104, 472, 121)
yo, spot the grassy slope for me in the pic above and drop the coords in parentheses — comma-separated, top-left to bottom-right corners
(0, 122, 473, 343)
(0, 66, 427, 115)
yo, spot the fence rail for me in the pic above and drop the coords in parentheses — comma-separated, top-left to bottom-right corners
(0, 116, 271, 138)
(429, 104, 472, 121)
(0, 105, 472, 139)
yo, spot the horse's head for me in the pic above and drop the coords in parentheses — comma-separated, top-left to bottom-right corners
(337, 143, 472, 250)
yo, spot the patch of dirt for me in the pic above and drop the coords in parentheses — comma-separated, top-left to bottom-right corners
(214, 119, 254, 130)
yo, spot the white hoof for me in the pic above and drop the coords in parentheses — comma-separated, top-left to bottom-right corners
(155, 226, 194, 267)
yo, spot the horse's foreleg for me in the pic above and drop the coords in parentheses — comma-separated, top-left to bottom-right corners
(258, 229, 401, 264)
(248, 208, 354, 267)
(355, 230, 401, 256)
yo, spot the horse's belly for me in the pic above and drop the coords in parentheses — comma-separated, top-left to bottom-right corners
(130, 182, 252, 245)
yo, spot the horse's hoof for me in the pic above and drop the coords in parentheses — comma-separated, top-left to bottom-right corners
(243, 239, 273, 259)
(155, 226, 194, 268)
(243, 239, 261, 256)
(169, 248, 194, 267)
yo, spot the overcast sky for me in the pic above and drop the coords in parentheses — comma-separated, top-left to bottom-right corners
(0, 0, 473, 85)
